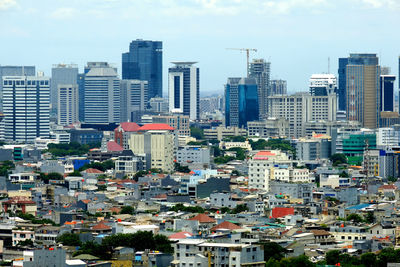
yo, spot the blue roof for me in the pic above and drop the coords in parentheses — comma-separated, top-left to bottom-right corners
(346, 203, 371, 210)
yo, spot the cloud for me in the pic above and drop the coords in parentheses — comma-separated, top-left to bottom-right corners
(0, 0, 17, 10)
(261, 0, 328, 14)
(358, 0, 400, 9)
(50, 7, 77, 19)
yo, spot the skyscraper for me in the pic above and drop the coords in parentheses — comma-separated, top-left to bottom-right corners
(0, 66, 35, 111)
(120, 80, 148, 122)
(270, 79, 287, 95)
(51, 64, 78, 112)
(225, 77, 258, 128)
(3, 75, 50, 143)
(309, 74, 337, 96)
(249, 59, 271, 118)
(380, 75, 396, 112)
(84, 62, 120, 124)
(57, 84, 79, 125)
(338, 57, 349, 111)
(168, 62, 200, 120)
(345, 53, 380, 129)
(122, 39, 162, 99)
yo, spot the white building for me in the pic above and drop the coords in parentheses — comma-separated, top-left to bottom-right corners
(120, 79, 148, 122)
(3, 76, 50, 143)
(376, 127, 399, 148)
(309, 74, 337, 96)
(267, 93, 337, 138)
(57, 84, 79, 125)
(168, 62, 199, 120)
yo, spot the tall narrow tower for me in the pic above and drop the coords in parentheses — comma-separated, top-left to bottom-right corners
(249, 59, 270, 119)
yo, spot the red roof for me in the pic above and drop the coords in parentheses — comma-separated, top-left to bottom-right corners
(271, 207, 294, 218)
(92, 221, 111, 231)
(118, 122, 141, 132)
(3, 197, 35, 205)
(81, 199, 91, 204)
(211, 221, 242, 231)
(139, 123, 175, 131)
(255, 151, 276, 157)
(168, 231, 193, 240)
(379, 184, 397, 190)
(84, 168, 104, 174)
(107, 141, 123, 152)
(188, 213, 216, 223)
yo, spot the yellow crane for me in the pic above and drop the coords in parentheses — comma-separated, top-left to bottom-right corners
(226, 47, 258, 76)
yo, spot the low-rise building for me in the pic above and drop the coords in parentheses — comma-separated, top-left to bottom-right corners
(204, 127, 247, 141)
(247, 118, 289, 137)
(176, 146, 210, 167)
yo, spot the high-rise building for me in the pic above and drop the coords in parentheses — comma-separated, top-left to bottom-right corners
(338, 57, 349, 111)
(270, 79, 287, 95)
(225, 77, 259, 128)
(3, 76, 50, 143)
(168, 62, 200, 120)
(77, 73, 85, 122)
(120, 80, 148, 122)
(345, 53, 380, 129)
(148, 97, 169, 113)
(249, 59, 271, 118)
(51, 64, 78, 112)
(122, 39, 162, 99)
(309, 74, 337, 96)
(380, 75, 396, 112)
(0, 66, 35, 111)
(267, 93, 337, 138)
(57, 84, 79, 126)
(84, 62, 120, 124)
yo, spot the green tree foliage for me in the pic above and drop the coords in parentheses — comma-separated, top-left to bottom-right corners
(187, 141, 208, 146)
(212, 146, 222, 157)
(79, 160, 114, 172)
(46, 142, 100, 157)
(190, 127, 204, 139)
(227, 147, 246, 160)
(17, 239, 34, 247)
(169, 204, 205, 214)
(388, 176, 398, 183)
(325, 250, 341, 265)
(120, 206, 135, 215)
(38, 172, 64, 184)
(262, 242, 287, 261)
(250, 139, 295, 154)
(214, 155, 235, 164)
(0, 161, 14, 177)
(361, 252, 377, 267)
(339, 171, 349, 177)
(330, 153, 348, 166)
(16, 212, 58, 226)
(364, 211, 375, 224)
(346, 213, 364, 223)
(56, 233, 82, 246)
(231, 204, 248, 214)
(68, 170, 83, 177)
(174, 162, 191, 173)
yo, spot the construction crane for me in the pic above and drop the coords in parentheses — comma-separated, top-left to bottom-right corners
(226, 48, 257, 77)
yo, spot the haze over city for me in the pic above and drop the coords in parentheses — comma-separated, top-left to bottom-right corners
(1, 0, 399, 93)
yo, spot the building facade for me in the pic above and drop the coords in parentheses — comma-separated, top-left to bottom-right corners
(270, 79, 287, 95)
(380, 75, 395, 112)
(84, 62, 120, 123)
(120, 79, 148, 122)
(168, 62, 200, 121)
(122, 39, 162, 99)
(249, 59, 271, 118)
(57, 84, 79, 125)
(51, 64, 78, 112)
(309, 74, 337, 96)
(3, 76, 50, 143)
(247, 118, 289, 137)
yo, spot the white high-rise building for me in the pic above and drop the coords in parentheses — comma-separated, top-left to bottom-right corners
(267, 93, 337, 138)
(84, 63, 120, 123)
(168, 62, 199, 120)
(309, 74, 337, 96)
(3, 76, 50, 143)
(120, 79, 148, 122)
(57, 84, 79, 126)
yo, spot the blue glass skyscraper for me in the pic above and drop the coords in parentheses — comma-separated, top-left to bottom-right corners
(338, 57, 348, 111)
(122, 39, 162, 99)
(225, 77, 258, 128)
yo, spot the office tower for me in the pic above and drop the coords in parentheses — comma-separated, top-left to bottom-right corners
(225, 77, 259, 128)
(380, 75, 396, 112)
(84, 62, 120, 124)
(3, 76, 50, 143)
(0, 66, 35, 111)
(270, 79, 287, 95)
(338, 57, 349, 111)
(77, 73, 85, 122)
(51, 64, 78, 112)
(168, 62, 200, 120)
(122, 39, 162, 99)
(268, 93, 337, 138)
(120, 80, 148, 122)
(249, 59, 271, 118)
(309, 74, 337, 96)
(148, 97, 169, 113)
(200, 96, 223, 114)
(345, 53, 380, 129)
(57, 84, 79, 125)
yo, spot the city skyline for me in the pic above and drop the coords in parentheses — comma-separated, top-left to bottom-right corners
(0, 0, 399, 94)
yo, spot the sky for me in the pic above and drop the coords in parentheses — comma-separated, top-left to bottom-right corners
(0, 0, 399, 95)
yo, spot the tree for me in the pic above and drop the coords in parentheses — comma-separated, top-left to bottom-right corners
(339, 171, 349, 178)
(174, 162, 191, 173)
(120, 206, 135, 215)
(57, 233, 82, 246)
(377, 248, 400, 266)
(231, 170, 241, 176)
(190, 127, 204, 139)
(212, 146, 222, 157)
(330, 153, 347, 166)
(361, 252, 378, 267)
(0, 161, 14, 177)
(364, 211, 375, 224)
(232, 204, 248, 214)
(262, 242, 287, 261)
(68, 170, 83, 177)
(17, 239, 34, 247)
(286, 255, 314, 267)
(388, 176, 398, 183)
(346, 213, 363, 223)
(325, 250, 340, 265)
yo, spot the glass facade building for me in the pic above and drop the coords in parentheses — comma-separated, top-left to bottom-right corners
(122, 40, 162, 100)
(380, 75, 396, 112)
